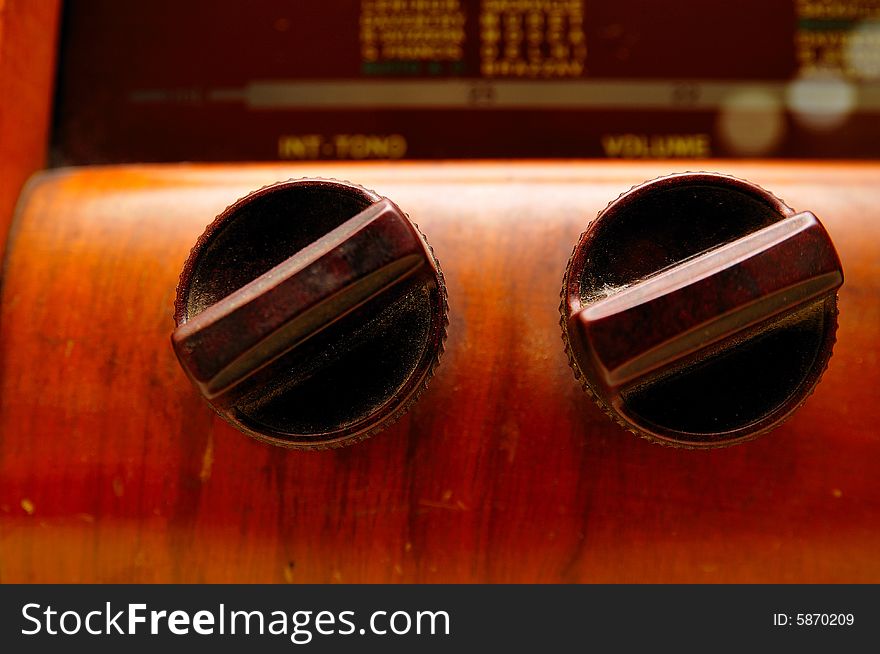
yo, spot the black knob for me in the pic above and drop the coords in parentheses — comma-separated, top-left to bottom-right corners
(172, 179, 447, 448)
(561, 172, 843, 448)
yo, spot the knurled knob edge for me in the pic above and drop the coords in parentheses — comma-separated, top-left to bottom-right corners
(172, 177, 449, 450)
(558, 171, 840, 449)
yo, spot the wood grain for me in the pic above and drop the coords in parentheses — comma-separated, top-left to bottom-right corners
(1, 161, 878, 582)
(0, 0, 60, 256)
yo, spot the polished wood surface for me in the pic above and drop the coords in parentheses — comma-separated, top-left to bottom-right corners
(0, 0, 60, 255)
(1, 162, 878, 583)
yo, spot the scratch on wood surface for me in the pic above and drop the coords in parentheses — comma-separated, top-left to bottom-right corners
(199, 434, 214, 483)
(499, 417, 520, 463)
(418, 498, 468, 511)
